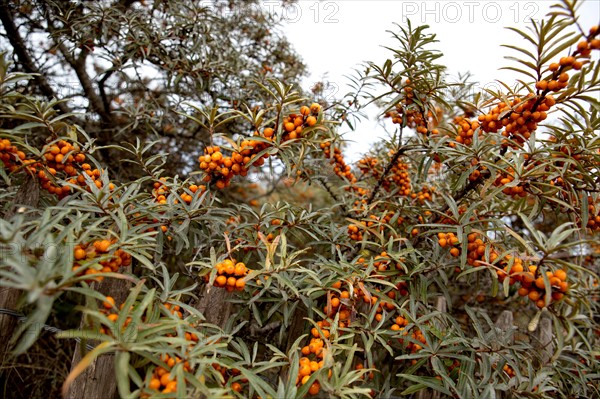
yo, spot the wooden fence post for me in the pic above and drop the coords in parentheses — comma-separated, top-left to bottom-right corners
(537, 315, 554, 364)
(0, 177, 39, 364)
(194, 284, 233, 327)
(67, 272, 132, 399)
(494, 310, 514, 337)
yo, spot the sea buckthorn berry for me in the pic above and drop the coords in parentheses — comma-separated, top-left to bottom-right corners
(103, 296, 115, 309)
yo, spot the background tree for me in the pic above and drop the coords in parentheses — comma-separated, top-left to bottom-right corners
(0, 0, 306, 177)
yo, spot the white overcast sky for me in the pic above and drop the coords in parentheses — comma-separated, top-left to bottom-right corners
(276, 0, 600, 160)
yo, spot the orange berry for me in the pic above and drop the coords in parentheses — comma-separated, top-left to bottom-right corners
(535, 277, 546, 290)
(225, 262, 235, 275)
(231, 382, 242, 392)
(535, 80, 548, 91)
(160, 372, 172, 387)
(103, 296, 115, 309)
(528, 290, 541, 301)
(149, 378, 161, 390)
(554, 269, 567, 282)
(235, 279, 246, 290)
(308, 382, 320, 395)
(536, 299, 546, 309)
(309, 361, 319, 372)
(215, 275, 227, 287)
(234, 263, 247, 276)
(284, 122, 295, 132)
(299, 364, 311, 377)
(300, 106, 311, 116)
(94, 239, 110, 253)
(74, 248, 86, 260)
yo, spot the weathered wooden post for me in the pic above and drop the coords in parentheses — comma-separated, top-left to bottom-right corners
(537, 315, 554, 364)
(67, 273, 132, 399)
(0, 177, 39, 363)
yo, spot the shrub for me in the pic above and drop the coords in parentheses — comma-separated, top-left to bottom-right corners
(1, 1, 599, 398)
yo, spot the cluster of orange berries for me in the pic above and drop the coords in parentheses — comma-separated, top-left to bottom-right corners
(450, 116, 480, 147)
(439, 229, 569, 307)
(281, 103, 320, 141)
(141, 306, 205, 396)
(356, 254, 409, 307)
(0, 138, 26, 172)
(493, 167, 528, 198)
(397, 325, 427, 354)
(357, 151, 412, 196)
(437, 232, 461, 258)
(152, 179, 205, 205)
(477, 95, 551, 146)
(297, 351, 326, 396)
(206, 259, 248, 291)
(97, 296, 131, 335)
(357, 156, 379, 178)
(147, 366, 179, 394)
(410, 185, 434, 204)
(320, 141, 358, 185)
(535, 71, 570, 92)
(438, 231, 502, 269)
(386, 156, 411, 195)
(211, 364, 247, 394)
(199, 104, 321, 189)
(72, 239, 132, 282)
(37, 140, 114, 198)
(297, 318, 333, 395)
(349, 204, 404, 233)
(470, 27, 600, 150)
(384, 79, 441, 135)
(198, 143, 259, 189)
(347, 223, 363, 241)
(465, 233, 498, 267)
(536, 29, 600, 91)
(585, 198, 600, 233)
(506, 263, 569, 308)
(147, 357, 192, 395)
(322, 290, 353, 326)
(502, 364, 516, 378)
(468, 158, 487, 182)
(347, 215, 389, 242)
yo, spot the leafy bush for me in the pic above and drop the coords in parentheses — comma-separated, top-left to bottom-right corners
(1, 1, 599, 398)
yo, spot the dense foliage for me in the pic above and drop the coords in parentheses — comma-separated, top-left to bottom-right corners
(1, 0, 599, 398)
